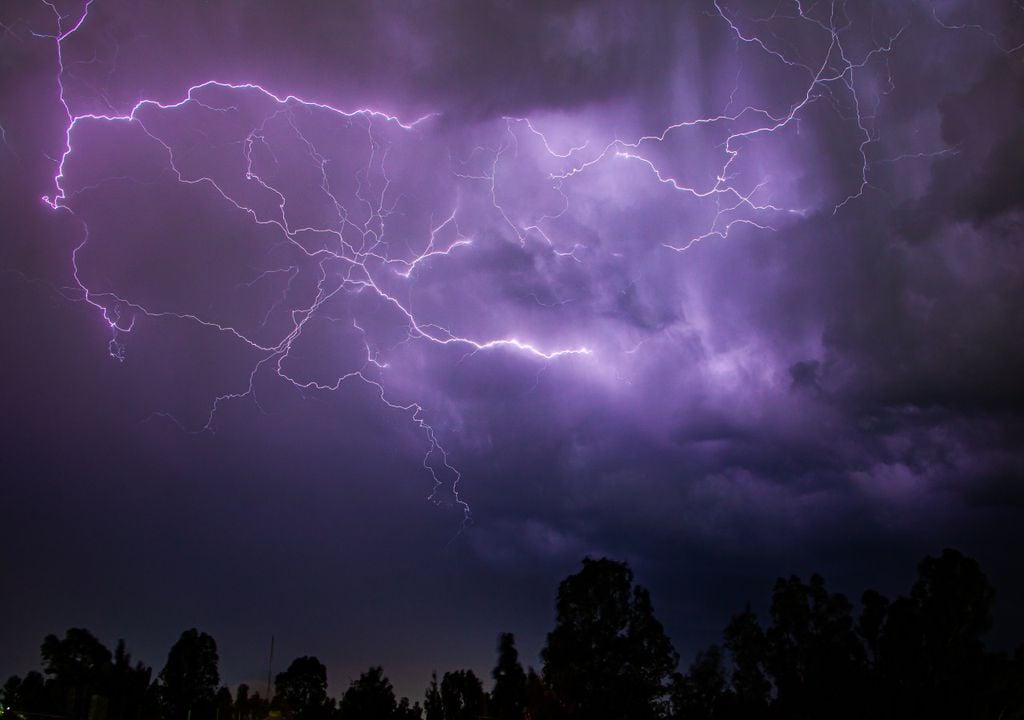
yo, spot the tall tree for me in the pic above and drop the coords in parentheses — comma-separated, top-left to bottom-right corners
(542, 558, 678, 720)
(721, 607, 769, 720)
(523, 669, 560, 720)
(394, 697, 423, 720)
(339, 667, 396, 720)
(763, 574, 866, 719)
(109, 639, 153, 720)
(872, 548, 996, 718)
(233, 685, 250, 720)
(670, 645, 727, 720)
(679, 548, 1014, 719)
(274, 657, 328, 720)
(491, 634, 526, 720)
(214, 688, 233, 720)
(234, 686, 269, 720)
(41, 628, 114, 720)
(2, 671, 54, 719)
(158, 629, 220, 720)
(439, 670, 486, 720)
(423, 673, 443, 720)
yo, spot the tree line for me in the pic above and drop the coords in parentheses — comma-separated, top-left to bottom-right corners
(3, 548, 1023, 720)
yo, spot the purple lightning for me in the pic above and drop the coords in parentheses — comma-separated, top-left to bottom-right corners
(33, 0, 601, 527)
(27, 0, 993, 526)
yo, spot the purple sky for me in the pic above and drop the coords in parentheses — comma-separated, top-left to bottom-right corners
(2, 0, 1024, 703)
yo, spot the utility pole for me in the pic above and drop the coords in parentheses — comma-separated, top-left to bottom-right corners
(264, 635, 275, 701)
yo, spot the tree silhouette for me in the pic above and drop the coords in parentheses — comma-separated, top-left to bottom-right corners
(213, 688, 232, 720)
(490, 634, 526, 720)
(393, 697, 424, 720)
(869, 548, 997, 719)
(763, 574, 866, 719)
(233, 685, 269, 720)
(4, 633, 152, 720)
(439, 670, 485, 720)
(109, 639, 154, 720)
(670, 645, 727, 720)
(274, 657, 329, 720)
(542, 557, 678, 720)
(339, 667, 396, 720)
(720, 607, 769, 720)
(233, 685, 250, 720)
(1, 671, 53, 719)
(157, 629, 220, 720)
(523, 669, 560, 720)
(3, 549, 1022, 720)
(675, 548, 1024, 720)
(40, 628, 114, 720)
(423, 673, 442, 720)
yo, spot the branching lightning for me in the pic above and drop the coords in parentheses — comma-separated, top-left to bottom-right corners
(22, 0, 1001, 526)
(30, 0, 604, 528)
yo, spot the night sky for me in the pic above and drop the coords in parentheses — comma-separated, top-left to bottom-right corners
(2, 0, 1024, 703)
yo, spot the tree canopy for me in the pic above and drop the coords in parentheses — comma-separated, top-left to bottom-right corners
(670, 548, 1020, 720)
(542, 557, 679, 720)
(339, 666, 396, 720)
(274, 656, 329, 720)
(158, 629, 220, 720)
(490, 633, 526, 720)
(3, 550, 1023, 720)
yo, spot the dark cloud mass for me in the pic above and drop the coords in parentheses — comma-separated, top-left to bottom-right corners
(2, 0, 1023, 702)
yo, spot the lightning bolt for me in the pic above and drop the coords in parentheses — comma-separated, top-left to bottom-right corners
(32, 0, 594, 530)
(20, 0, 1003, 527)
(930, 3, 1024, 55)
(518, 1, 918, 254)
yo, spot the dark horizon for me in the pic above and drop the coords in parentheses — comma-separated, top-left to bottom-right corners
(2, 0, 1024, 708)
(5, 549, 1023, 719)
(6, 540, 1024, 704)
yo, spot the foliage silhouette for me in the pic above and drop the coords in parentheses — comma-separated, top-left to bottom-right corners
(41, 628, 113, 720)
(672, 548, 1024, 720)
(490, 634, 526, 720)
(338, 667, 396, 720)
(274, 657, 329, 720)
(3, 549, 1023, 720)
(3, 631, 154, 720)
(157, 629, 220, 720)
(233, 684, 269, 720)
(542, 557, 678, 720)
(422, 673, 442, 720)
(392, 696, 423, 720)
(670, 645, 727, 720)
(438, 670, 485, 720)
